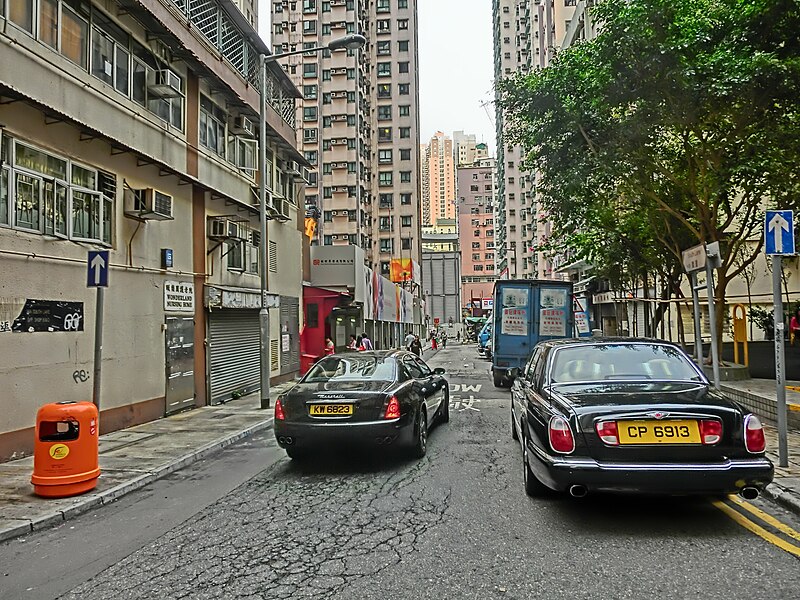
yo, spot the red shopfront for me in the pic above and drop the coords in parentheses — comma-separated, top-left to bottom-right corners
(300, 286, 352, 374)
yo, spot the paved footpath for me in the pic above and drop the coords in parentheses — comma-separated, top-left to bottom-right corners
(1, 346, 799, 543)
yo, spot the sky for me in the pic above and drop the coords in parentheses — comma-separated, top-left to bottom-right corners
(257, 0, 496, 155)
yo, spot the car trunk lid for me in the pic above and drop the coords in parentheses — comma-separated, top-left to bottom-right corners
(284, 380, 396, 423)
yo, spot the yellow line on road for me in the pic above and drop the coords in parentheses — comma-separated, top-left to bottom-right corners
(712, 500, 800, 558)
(729, 495, 800, 543)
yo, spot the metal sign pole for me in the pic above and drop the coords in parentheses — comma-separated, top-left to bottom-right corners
(704, 257, 720, 390)
(690, 272, 703, 365)
(772, 256, 788, 467)
(92, 286, 105, 409)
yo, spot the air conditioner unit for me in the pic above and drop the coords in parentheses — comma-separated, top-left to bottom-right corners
(147, 70, 182, 98)
(250, 230, 261, 247)
(332, 162, 346, 169)
(331, 67, 347, 75)
(286, 160, 302, 176)
(332, 21, 347, 29)
(332, 91, 347, 99)
(207, 216, 246, 240)
(231, 115, 256, 137)
(124, 188, 174, 221)
(333, 114, 347, 122)
(331, 0, 345, 5)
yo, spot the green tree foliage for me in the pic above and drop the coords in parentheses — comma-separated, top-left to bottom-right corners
(499, 0, 800, 347)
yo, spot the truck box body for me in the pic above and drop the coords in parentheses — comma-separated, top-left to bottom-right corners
(491, 279, 575, 387)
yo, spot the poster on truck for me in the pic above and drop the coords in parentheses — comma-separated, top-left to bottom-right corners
(501, 288, 529, 335)
(539, 288, 569, 336)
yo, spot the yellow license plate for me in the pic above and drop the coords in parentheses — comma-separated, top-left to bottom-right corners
(617, 420, 700, 444)
(309, 404, 353, 416)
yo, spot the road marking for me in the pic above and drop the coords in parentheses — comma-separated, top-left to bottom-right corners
(712, 500, 800, 558)
(728, 495, 800, 543)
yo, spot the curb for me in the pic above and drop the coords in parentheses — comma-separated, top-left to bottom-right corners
(763, 482, 800, 516)
(0, 416, 275, 544)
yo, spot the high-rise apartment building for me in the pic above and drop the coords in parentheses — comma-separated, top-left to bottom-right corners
(420, 131, 456, 227)
(271, 0, 423, 282)
(458, 160, 497, 314)
(492, 0, 575, 279)
(453, 131, 490, 167)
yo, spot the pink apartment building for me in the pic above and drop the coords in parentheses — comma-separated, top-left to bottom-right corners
(457, 161, 497, 316)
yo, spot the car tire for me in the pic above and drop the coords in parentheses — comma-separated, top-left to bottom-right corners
(285, 446, 308, 461)
(511, 406, 519, 441)
(522, 433, 547, 497)
(493, 370, 504, 388)
(411, 410, 428, 459)
(439, 390, 450, 424)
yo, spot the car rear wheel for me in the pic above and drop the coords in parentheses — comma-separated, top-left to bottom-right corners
(522, 433, 547, 497)
(439, 391, 450, 424)
(411, 410, 428, 459)
(285, 446, 309, 461)
(511, 405, 519, 441)
(493, 370, 504, 388)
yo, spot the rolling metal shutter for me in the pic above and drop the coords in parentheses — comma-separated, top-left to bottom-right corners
(279, 296, 300, 375)
(208, 310, 260, 404)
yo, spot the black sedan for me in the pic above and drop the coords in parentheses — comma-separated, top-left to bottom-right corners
(274, 350, 449, 460)
(511, 338, 774, 498)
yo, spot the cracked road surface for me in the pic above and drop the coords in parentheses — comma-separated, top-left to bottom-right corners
(2, 344, 799, 599)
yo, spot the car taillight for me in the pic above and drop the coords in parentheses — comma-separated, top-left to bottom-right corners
(699, 419, 722, 445)
(744, 414, 766, 453)
(549, 416, 575, 454)
(274, 397, 285, 421)
(595, 421, 619, 445)
(384, 396, 401, 420)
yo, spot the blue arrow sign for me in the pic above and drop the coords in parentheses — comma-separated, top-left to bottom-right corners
(765, 210, 795, 256)
(87, 250, 109, 287)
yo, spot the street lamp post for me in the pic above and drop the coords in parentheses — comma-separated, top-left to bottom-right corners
(257, 34, 366, 409)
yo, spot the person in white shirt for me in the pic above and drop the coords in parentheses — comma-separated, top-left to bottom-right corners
(404, 331, 415, 350)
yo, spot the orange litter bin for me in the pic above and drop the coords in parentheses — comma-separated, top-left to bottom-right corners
(31, 401, 101, 498)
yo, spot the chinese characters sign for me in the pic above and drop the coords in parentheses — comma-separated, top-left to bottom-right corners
(164, 281, 195, 313)
(1, 299, 84, 333)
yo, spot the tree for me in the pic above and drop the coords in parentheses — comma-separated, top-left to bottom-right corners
(499, 0, 800, 353)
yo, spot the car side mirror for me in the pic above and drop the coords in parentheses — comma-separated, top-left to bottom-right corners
(433, 367, 445, 375)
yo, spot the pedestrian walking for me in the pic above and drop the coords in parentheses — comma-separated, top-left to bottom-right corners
(360, 332, 373, 350)
(409, 335, 422, 357)
(404, 331, 415, 350)
(791, 310, 800, 346)
(347, 334, 358, 350)
(441, 330, 448, 349)
(323, 337, 335, 355)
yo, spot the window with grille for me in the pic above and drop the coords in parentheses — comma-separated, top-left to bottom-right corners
(269, 240, 278, 272)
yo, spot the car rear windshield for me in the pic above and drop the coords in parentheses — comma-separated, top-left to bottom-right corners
(304, 356, 396, 382)
(550, 344, 703, 383)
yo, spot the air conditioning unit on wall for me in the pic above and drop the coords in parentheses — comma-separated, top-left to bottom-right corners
(231, 115, 256, 137)
(124, 188, 174, 221)
(147, 70, 182, 98)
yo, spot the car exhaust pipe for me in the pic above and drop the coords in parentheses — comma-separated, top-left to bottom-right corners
(283, 436, 294, 445)
(740, 486, 759, 500)
(569, 485, 588, 498)
(383, 436, 393, 444)
(278, 437, 285, 444)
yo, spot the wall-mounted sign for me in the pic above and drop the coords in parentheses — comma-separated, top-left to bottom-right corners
(164, 281, 194, 313)
(1, 299, 84, 333)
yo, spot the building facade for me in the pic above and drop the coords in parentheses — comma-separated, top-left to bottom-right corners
(453, 131, 489, 167)
(457, 161, 497, 316)
(421, 222, 462, 338)
(271, 0, 423, 283)
(1, 0, 305, 460)
(420, 131, 456, 228)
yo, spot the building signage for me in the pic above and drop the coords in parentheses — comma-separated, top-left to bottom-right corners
(575, 311, 591, 335)
(0, 299, 84, 333)
(482, 298, 494, 309)
(164, 281, 194, 313)
(310, 246, 359, 288)
(592, 292, 616, 304)
(205, 286, 279, 310)
(681, 244, 706, 273)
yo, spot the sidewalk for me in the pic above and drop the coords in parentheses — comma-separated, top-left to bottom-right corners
(0, 380, 295, 544)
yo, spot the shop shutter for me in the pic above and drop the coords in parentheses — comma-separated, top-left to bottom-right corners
(208, 310, 260, 404)
(279, 296, 300, 375)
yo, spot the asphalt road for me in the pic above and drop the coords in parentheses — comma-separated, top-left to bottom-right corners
(1, 344, 798, 599)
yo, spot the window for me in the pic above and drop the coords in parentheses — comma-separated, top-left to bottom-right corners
(398, 62, 409, 73)
(303, 84, 317, 99)
(200, 95, 226, 157)
(303, 107, 318, 121)
(379, 238, 393, 253)
(474, 230, 480, 237)
(401, 193, 411, 205)
(400, 148, 411, 160)
(401, 238, 412, 250)
(303, 128, 318, 142)
(303, 63, 317, 78)
(378, 149, 392, 164)
(399, 105, 410, 117)
(377, 19, 390, 32)
(474, 265, 484, 271)
(400, 171, 411, 183)
(380, 261, 390, 275)
(304, 151, 318, 165)
(378, 105, 392, 120)
(379, 172, 393, 186)
(472, 253, 480, 261)
(472, 242, 480, 249)
(303, 20, 317, 34)
(378, 127, 392, 142)
(401, 215, 412, 227)
(376, 0, 390, 12)
(398, 83, 410, 95)
(400, 127, 410, 138)
(377, 83, 391, 98)
(377, 62, 391, 77)
(303, 0, 317, 12)
(470, 185, 478, 192)
(398, 19, 409, 30)
(379, 193, 393, 208)
(377, 41, 391, 55)
(91, 12, 129, 95)
(398, 0, 408, 7)
(379, 216, 393, 231)
(398, 40, 409, 52)
(322, 69, 331, 81)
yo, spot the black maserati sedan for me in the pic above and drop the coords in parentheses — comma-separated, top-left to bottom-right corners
(511, 338, 774, 498)
(274, 350, 449, 460)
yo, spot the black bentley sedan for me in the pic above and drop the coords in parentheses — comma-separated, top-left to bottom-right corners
(511, 338, 773, 498)
(274, 350, 449, 460)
